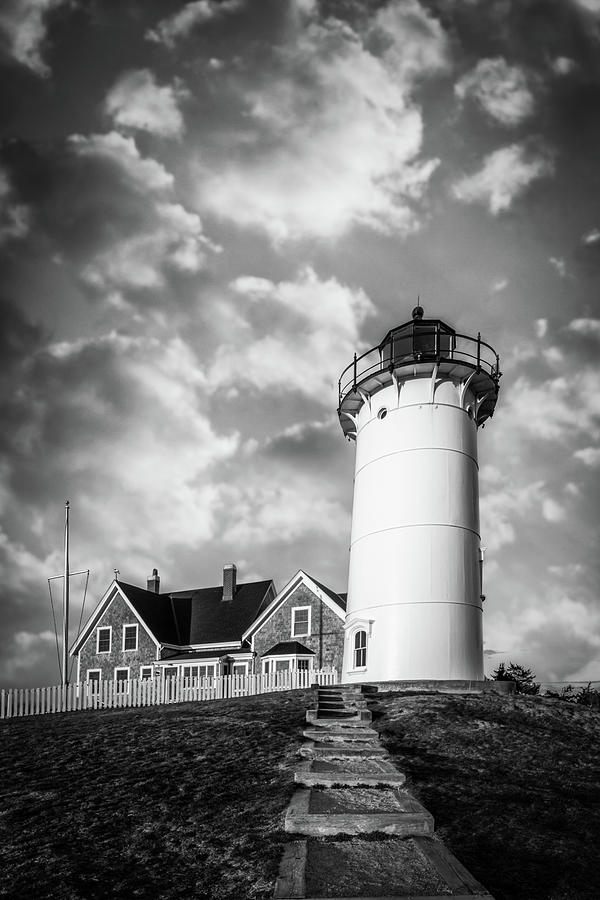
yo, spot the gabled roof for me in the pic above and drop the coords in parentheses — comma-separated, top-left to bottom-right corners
(309, 577, 347, 612)
(243, 570, 346, 641)
(71, 578, 275, 654)
(263, 641, 314, 656)
(170, 580, 274, 644)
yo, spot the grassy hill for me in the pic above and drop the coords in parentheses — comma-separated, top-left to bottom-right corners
(2, 688, 600, 900)
(373, 691, 600, 900)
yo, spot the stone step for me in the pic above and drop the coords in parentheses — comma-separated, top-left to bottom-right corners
(309, 709, 373, 722)
(285, 787, 434, 837)
(300, 740, 388, 759)
(303, 727, 379, 742)
(274, 838, 494, 899)
(295, 758, 405, 788)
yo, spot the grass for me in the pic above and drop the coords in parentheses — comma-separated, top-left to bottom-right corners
(0, 689, 312, 900)
(373, 691, 600, 900)
(4, 687, 600, 900)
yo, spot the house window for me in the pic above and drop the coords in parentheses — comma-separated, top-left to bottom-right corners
(292, 606, 310, 637)
(115, 667, 130, 692)
(87, 669, 101, 693)
(199, 665, 215, 678)
(275, 659, 290, 672)
(140, 666, 153, 680)
(233, 662, 248, 676)
(263, 660, 270, 675)
(354, 630, 367, 668)
(97, 627, 111, 653)
(123, 624, 138, 651)
(297, 658, 310, 671)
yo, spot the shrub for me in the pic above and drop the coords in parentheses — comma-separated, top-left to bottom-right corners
(491, 661, 540, 695)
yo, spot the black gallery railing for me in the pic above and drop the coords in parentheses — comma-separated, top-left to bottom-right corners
(339, 327, 501, 405)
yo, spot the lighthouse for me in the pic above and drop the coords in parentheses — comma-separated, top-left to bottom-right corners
(338, 307, 500, 683)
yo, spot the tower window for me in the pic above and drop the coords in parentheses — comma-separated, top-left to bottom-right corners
(377, 407, 387, 420)
(354, 630, 367, 668)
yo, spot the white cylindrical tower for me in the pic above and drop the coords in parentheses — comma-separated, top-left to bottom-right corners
(339, 307, 500, 683)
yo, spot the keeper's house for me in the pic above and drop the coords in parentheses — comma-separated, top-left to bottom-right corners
(71, 565, 346, 688)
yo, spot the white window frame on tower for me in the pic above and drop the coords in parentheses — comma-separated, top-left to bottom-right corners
(347, 623, 369, 672)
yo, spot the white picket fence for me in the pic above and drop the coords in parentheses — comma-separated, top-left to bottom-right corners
(0, 667, 338, 719)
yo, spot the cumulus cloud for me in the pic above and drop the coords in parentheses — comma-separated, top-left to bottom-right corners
(0, 0, 67, 76)
(572, 0, 600, 13)
(574, 447, 600, 467)
(195, 1, 449, 241)
(208, 267, 374, 399)
(490, 277, 508, 293)
(104, 69, 189, 138)
(0, 165, 29, 243)
(146, 0, 244, 47)
(582, 227, 600, 244)
(81, 202, 217, 290)
(455, 57, 535, 126)
(64, 132, 218, 292)
(568, 317, 600, 337)
(548, 256, 566, 277)
(0, 321, 238, 576)
(552, 56, 576, 75)
(451, 142, 554, 214)
(68, 131, 174, 192)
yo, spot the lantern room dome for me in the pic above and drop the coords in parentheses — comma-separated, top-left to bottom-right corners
(338, 308, 501, 439)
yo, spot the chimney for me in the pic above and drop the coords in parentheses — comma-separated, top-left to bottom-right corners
(222, 563, 237, 602)
(147, 568, 160, 593)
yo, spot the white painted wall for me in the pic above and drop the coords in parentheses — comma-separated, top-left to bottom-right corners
(342, 374, 485, 682)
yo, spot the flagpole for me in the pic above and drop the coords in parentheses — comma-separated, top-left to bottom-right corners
(62, 500, 70, 688)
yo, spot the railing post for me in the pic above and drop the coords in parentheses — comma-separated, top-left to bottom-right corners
(353, 352, 357, 392)
(477, 332, 481, 372)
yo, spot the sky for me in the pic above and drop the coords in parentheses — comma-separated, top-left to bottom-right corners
(0, 0, 599, 690)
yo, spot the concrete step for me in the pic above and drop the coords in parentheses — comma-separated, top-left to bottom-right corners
(274, 838, 494, 899)
(285, 787, 434, 837)
(295, 758, 405, 788)
(300, 740, 388, 759)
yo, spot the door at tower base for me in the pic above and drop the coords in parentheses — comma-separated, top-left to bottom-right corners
(343, 603, 483, 683)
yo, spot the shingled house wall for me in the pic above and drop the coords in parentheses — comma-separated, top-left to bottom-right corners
(252, 583, 344, 674)
(78, 593, 157, 681)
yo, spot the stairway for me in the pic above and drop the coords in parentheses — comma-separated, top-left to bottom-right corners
(274, 686, 495, 899)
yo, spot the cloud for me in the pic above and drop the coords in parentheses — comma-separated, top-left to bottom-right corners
(582, 227, 600, 244)
(0, 0, 67, 76)
(548, 256, 566, 277)
(552, 56, 576, 75)
(60, 132, 219, 293)
(81, 202, 217, 290)
(455, 57, 535, 126)
(572, 0, 600, 14)
(0, 164, 29, 243)
(194, 1, 449, 241)
(568, 317, 600, 337)
(104, 69, 189, 138)
(490, 277, 508, 293)
(146, 0, 244, 47)
(208, 267, 374, 399)
(68, 131, 174, 192)
(542, 497, 566, 522)
(574, 447, 600, 467)
(451, 142, 554, 215)
(0, 317, 238, 576)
